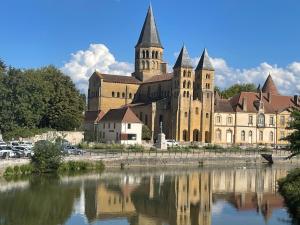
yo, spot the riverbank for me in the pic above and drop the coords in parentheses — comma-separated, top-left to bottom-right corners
(1, 150, 299, 175)
(278, 168, 300, 224)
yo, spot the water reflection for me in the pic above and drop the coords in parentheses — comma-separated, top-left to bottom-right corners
(0, 166, 293, 225)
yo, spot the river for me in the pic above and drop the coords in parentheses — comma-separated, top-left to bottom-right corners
(0, 164, 297, 225)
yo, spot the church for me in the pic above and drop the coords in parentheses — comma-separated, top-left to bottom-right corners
(84, 5, 299, 146)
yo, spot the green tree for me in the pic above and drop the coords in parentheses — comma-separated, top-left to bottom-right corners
(142, 125, 151, 140)
(31, 141, 63, 173)
(217, 83, 257, 99)
(0, 58, 6, 72)
(285, 110, 300, 159)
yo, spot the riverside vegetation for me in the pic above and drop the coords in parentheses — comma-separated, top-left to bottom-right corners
(3, 141, 105, 177)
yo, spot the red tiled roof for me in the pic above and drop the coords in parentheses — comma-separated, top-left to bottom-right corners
(92, 71, 141, 84)
(262, 75, 279, 95)
(229, 92, 298, 113)
(84, 110, 105, 123)
(100, 107, 142, 123)
(215, 99, 234, 112)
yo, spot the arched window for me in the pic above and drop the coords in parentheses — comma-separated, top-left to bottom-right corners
(155, 51, 158, 59)
(183, 130, 188, 141)
(122, 92, 125, 98)
(112, 92, 115, 97)
(129, 93, 132, 99)
(117, 92, 120, 98)
(187, 81, 191, 88)
(216, 129, 222, 141)
(195, 107, 199, 114)
(227, 116, 233, 124)
(241, 130, 245, 141)
(146, 61, 150, 69)
(216, 115, 221, 123)
(259, 131, 263, 141)
(183, 80, 186, 88)
(146, 50, 149, 58)
(258, 114, 265, 127)
(152, 61, 155, 69)
(184, 112, 188, 117)
(187, 91, 190, 97)
(269, 131, 274, 142)
(206, 74, 210, 79)
(188, 71, 191, 77)
(152, 51, 155, 59)
(183, 70, 186, 77)
(183, 91, 186, 97)
(142, 50, 145, 59)
(142, 61, 145, 69)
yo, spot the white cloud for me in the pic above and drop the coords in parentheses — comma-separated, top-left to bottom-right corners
(186, 55, 300, 96)
(61, 43, 133, 93)
(212, 201, 226, 215)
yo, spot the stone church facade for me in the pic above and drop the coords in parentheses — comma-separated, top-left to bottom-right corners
(84, 5, 299, 146)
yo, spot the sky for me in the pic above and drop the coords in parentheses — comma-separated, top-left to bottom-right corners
(1, 0, 300, 95)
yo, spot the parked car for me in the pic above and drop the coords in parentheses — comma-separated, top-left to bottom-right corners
(63, 146, 84, 155)
(18, 141, 33, 149)
(8, 141, 20, 147)
(0, 141, 7, 148)
(0, 147, 16, 158)
(166, 139, 179, 147)
(13, 146, 34, 157)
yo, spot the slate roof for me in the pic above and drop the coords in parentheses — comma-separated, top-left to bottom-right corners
(136, 5, 162, 48)
(92, 71, 141, 84)
(196, 48, 214, 71)
(173, 45, 194, 69)
(262, 74, 280, 95)
(215, 99, 234, 112)
(100, 107, 142, 123)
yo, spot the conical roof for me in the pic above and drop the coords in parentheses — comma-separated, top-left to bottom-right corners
(196, 48, 214, 71)
(262, 74, 279, 95)
(136, 5, 162, 48)
(173, 45, 194, 69)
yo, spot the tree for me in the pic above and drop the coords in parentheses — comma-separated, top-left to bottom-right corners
(284, 110, 300, 159)
(0, 58, 6, 72)
(217, 83, 257, 99)
(31, 141, 63, 173)
(142, 125, 151, 140)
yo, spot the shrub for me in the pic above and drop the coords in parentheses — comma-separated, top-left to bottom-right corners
(13, 166, 20, 175)
(127, 145, 144, 151)
(142, 125, 151, 140)
(59, 160, 105, 173)
(4, 167, 14, 176)
(31, 141, 63, 173)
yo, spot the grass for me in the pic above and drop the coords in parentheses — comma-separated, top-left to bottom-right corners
(278, 168, 300, 224)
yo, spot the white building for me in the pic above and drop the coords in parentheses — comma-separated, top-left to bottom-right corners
(97, 107, 143, 145)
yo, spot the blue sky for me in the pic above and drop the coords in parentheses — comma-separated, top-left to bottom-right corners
(1, 0, 300, 94)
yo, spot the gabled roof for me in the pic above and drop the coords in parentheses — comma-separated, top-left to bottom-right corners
(196, 48, 214, 71)
(215, 99, 234, 113)
(136, 5, 162, 48)
(229, 92, 298, 113)
(173, 45, 194, 69)
(100, 107, 142, 123)
(91, 71, 141, 84)
(262, 74, 280, 95)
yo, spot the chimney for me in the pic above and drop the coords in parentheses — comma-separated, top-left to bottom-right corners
(267, 92, 271, 102)
(242, 97, 247, 111)
(294, 95, 299, 106)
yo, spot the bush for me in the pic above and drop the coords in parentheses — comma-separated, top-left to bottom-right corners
(204, 144, 223, 150)
(19, 164, 33, 175)
(4, 167, 14, 176)
(31, 141, 63, 173)
(13, 166, 20, 175)
(142, 125, 151, 140)
(58, 160, 105, 173)
(127, 145, 144, 151)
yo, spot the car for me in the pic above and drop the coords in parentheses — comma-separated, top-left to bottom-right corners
(0, 141, 7, 148)
(13, 146, 34, 157)
(18, 141, 33, 149)
(0, 147, 16, 158)
(166, 139, 179, 147)
(8, 141, 20, 147)
(63, 146, 84, 155)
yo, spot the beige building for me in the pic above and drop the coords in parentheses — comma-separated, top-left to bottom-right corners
(84, 5, 299, 146)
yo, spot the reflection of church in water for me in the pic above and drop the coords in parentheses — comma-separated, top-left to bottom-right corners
(83, 168, 287, 225)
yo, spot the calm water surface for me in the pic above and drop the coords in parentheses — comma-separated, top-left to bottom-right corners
(0, 165, 296, 225)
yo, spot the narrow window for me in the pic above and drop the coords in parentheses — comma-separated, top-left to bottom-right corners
(259, 131, 263, 141)
(127, 123, 131, 129)
(241, 130, 245, 141)
(112, 92, 115, 97)
(195, 107, 199, 115)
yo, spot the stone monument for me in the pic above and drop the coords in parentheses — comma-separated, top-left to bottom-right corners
(155, 122, 167, 150)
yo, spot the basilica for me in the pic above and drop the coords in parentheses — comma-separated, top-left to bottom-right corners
(84, 5, 299, 146)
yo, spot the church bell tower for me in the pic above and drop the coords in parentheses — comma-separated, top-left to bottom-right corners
(133, 5, 165, 81)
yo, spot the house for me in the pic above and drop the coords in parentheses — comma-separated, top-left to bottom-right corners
(97, 107, 142, 145)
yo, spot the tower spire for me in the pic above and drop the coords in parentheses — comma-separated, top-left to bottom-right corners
(136, 5, 162, 48)
(173, 45, 193, 69)
(196, 48, 214, 71)
(262, 74, 279, 95)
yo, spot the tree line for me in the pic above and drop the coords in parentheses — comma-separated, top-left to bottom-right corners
(0, 59, 85, 140)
